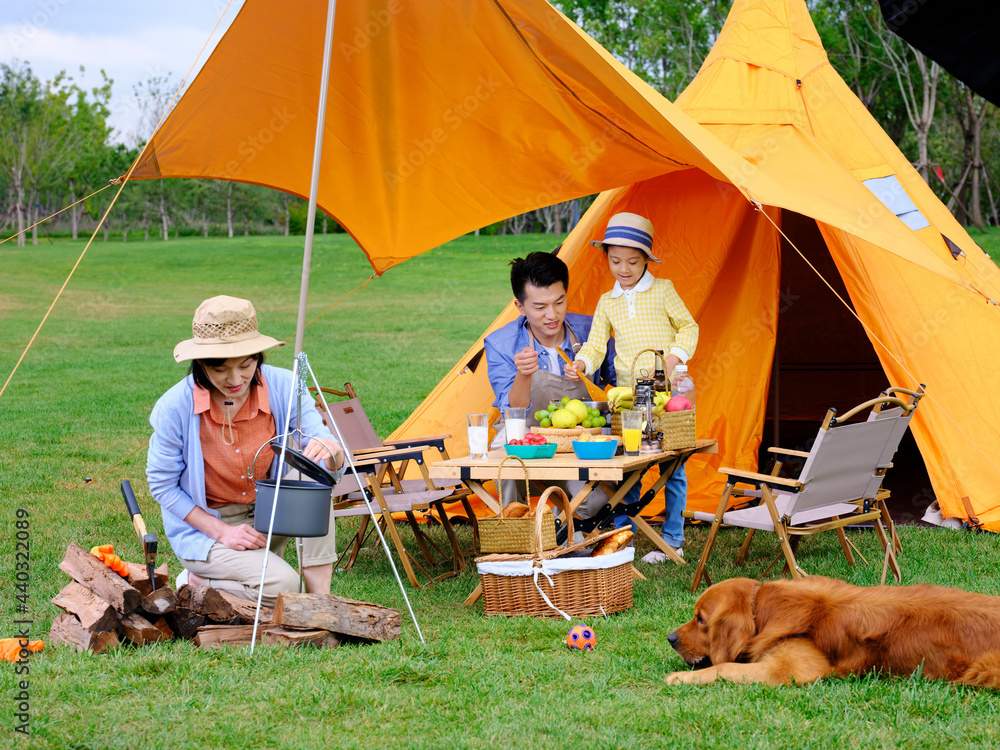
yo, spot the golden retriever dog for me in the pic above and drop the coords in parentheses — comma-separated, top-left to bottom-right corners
(667, 576, 1000, 688)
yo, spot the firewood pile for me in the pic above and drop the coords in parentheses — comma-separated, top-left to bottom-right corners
(49, 542, 401, 653)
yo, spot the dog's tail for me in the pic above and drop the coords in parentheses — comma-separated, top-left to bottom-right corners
(956, 653, 1000, 690)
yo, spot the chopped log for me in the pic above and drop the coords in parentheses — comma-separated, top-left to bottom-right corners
(119, 612, 168, 646)
(151, 617, 174, 640)
(167, 609, 205, 640)
(273, 593, 401, 643)
(48, 613, 119, 654)
(58, 542, 141, 615)
(193, 624, 275, 649)
(126, 561, 170, 597)
(177, 585, 236, 623)
(216, 590, 273, 624)
(264, 627, 341, 649)
(51, 581, 118, 633)
(91, 630, 120, 654)
(141, 587, 178, 616)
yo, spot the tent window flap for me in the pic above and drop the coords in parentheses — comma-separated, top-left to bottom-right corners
(862, 175, 931, 231)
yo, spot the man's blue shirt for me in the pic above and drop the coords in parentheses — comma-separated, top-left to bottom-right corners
(484, 313, 616, 410)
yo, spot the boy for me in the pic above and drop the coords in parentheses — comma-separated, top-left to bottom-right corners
(571, 212, 698, 560)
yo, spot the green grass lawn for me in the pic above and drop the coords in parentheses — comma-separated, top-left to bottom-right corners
(3, 231, 1000, 749)
(969, 225, 1000, 262)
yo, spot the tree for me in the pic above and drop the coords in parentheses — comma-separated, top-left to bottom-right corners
(557, 0, 729, 99)
(130, 75, 182, 239)
(65, 68, 113, 240)
(949, 84, 991, 228)
(0, 62, 81, 246)
(880, 34, 940, 182)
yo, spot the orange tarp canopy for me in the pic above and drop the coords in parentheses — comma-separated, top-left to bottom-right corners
(131, 0, 739, 274)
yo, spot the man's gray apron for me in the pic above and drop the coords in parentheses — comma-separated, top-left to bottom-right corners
(495, 326, 609, 523)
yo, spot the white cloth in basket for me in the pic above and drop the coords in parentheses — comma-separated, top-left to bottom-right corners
(476, 547, 635, 577)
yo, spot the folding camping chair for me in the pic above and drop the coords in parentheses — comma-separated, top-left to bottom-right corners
(687, 386, 923, 591)
(311, 385, 475, 587)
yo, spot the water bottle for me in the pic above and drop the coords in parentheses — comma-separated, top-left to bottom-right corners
(670, 364, 695, 408)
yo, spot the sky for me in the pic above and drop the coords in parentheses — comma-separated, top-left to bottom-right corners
(1, 0, 246, 144)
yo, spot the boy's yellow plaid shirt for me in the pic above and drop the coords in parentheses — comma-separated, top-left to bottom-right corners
(577, 274, 699, 388)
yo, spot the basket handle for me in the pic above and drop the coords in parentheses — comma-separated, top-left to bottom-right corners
(533, 485, 572, 560)
(628, 347, 666, 390)
(496, 454, 529, 505)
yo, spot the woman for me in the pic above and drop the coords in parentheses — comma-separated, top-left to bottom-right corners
(147, 295, 344, 606)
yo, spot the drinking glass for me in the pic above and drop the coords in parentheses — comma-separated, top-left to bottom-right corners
(467, 414, 490, 459)
(620, 410, 643, 456)
(503, 407, 527, 442)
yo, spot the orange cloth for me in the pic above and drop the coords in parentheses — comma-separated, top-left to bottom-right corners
(0, 639, 43, 662)
(196, 380, 275, 508)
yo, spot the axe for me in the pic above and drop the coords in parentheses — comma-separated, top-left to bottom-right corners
(120, 480, 158, 592)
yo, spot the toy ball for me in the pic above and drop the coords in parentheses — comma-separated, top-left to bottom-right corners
(566, 624, 596, 651)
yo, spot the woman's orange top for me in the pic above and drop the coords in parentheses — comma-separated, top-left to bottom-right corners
(195, 379, 276, 508)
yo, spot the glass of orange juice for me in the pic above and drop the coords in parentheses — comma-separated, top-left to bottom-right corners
(621, 410, 643, 456)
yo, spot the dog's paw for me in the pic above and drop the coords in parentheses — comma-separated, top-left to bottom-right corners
(665, 671, 690, 685)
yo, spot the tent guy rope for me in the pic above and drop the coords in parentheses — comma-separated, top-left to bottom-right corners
(0, 183, 114, 246)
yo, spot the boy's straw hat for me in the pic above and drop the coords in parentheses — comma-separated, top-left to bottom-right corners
(173, 295, 283, 362)
(590, 212, 661, 262)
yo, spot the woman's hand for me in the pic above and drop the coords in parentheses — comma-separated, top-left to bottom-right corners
(303, 436, 344, 471)
(217, 523, 267, 551)
(564, 360, 586, 382)
(184, 506, 267, 550)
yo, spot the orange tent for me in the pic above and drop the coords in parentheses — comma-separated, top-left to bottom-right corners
(131, 0, 1000, 528)
(391, 0, 1000, 530)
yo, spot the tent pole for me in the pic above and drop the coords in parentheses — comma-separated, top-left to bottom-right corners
(294, 0, 338, 356)
(772, 337, 780, 447)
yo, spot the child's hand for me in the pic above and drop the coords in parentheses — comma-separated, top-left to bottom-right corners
(514, 347, 539, 376)
(663, 353, 681, 379)
(564, 360, 585, 381)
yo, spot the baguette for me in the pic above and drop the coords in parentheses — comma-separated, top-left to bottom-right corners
(591, 529, 634, 556)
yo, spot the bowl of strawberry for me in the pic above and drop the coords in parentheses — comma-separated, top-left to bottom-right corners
(505, 432, 558, 459)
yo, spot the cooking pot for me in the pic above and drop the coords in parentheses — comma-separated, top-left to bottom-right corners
(250, 437, 339, 538)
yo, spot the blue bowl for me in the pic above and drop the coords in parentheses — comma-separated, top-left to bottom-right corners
(571, 439, 619, 460)
(504, 442, 558, 459)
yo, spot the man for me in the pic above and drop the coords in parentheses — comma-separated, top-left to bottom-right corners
(484, 251, 615, 518)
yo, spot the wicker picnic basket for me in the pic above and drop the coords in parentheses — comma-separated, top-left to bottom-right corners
(478, 456, 558, 554)
(609, 349, 696, 450)
(476, 487, 635, 618)
(658, 409, 696, 450)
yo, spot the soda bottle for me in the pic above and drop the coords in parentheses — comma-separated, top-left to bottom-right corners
(653, 347, 667, 393)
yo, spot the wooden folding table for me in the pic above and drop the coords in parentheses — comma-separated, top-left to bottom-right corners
(428, 438, 718, 565)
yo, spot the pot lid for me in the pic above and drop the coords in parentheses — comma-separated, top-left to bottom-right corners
(268, 439, 339, 486)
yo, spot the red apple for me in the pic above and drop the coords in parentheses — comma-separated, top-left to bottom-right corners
(666, 395, 693, 412)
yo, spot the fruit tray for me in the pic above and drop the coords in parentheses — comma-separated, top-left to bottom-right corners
(504, 442, 558, 460)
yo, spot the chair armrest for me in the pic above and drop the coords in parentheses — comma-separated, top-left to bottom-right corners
(353, 445, 403, 455)
(766, 447, 810, 458)
(352, 445, 433, 465)
(345, 456, 382, 473)
(382, 434, 451, 451)
(719, 467, 803, 489)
